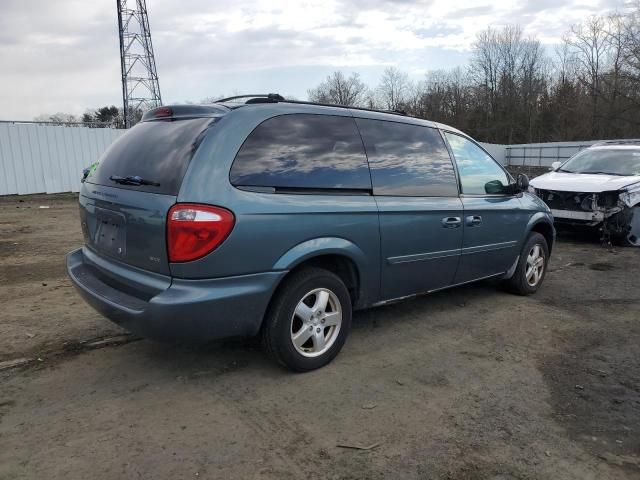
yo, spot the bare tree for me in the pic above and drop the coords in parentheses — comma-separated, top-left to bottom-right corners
(618, 2, 640, 110)
(553, 43, 578, 85)
(377, 67, 411, 110)
(362, 90, 380, 110)
(307, 71, 368, 106)
(548, 44, 585, 140)
(519, 35, 547, 142)
(620, 1, 640, 77)
(564, 16, 610, 135)
(471, 26, 502, 131)
(599, 13, 629, 134)
(33, 112, 78, 124)
(469, 25, 547, 142)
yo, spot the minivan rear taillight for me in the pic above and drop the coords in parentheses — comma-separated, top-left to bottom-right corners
(167, 204, 235, 262)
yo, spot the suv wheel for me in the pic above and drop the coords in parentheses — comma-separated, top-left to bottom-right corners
(505, 232, 549, 295)
(618, 207, 640, 247)
(262, 267, 352, 371)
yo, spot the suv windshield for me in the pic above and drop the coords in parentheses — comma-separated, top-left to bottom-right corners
(560, 148, 640, 176)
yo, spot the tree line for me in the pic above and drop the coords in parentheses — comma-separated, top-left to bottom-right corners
(308, 6, 640, 144)
(33, 106, 141, 128)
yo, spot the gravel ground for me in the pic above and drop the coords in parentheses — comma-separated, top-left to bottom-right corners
(0, 194, 639, 480)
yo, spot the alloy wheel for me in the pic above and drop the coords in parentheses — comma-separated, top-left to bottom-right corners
(525, 244, 545, 287)
(290, 288, 342, 358)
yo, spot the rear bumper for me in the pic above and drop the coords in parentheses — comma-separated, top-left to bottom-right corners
(66, 248, 286, 344)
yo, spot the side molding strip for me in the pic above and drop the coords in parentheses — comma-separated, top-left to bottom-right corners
(461, 240, 517, 255)
(386, 240, 517, 265)
(387, 248, 460, 265)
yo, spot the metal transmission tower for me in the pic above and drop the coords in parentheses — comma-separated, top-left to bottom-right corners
(117, 0, 162, 128)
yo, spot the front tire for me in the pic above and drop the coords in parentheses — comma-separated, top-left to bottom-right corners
(616, 206, 640, 247)
(505, 232, 549, 295)
(262, 267, 352, 372)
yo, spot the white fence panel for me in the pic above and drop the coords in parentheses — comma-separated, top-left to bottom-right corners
(483, 139, 640, 167)
(0, 123, 18, 195)
(0, 123, 124, 195)
(506, 140, 608, 167)
(480, 142, 507, 165)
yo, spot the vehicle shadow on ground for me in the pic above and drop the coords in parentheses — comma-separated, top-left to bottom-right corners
(128, 278, 504, 379)
(555, 225, 606, 245)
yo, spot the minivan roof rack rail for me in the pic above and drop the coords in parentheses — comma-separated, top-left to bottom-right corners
(215, 94, 285, 103)
(213, 94, 408, 117)
(593, 139, 640, 146)
(281, 99, 408, 117)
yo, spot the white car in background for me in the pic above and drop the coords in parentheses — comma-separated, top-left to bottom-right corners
(529, 141, 640, 246)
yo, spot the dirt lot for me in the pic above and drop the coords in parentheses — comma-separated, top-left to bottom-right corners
(1, 194, 639, 480)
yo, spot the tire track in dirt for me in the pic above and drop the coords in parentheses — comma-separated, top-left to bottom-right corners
(0, 334, 141, 373)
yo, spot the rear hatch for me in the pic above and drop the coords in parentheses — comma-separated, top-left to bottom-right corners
(81, 108, 223, 275)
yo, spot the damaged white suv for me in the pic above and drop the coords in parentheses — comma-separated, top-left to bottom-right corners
(530, 141, 640, 246)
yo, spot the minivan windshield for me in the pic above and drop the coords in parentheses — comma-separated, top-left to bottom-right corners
(559, 148, 640, 176)
(86, 117, 217, 195)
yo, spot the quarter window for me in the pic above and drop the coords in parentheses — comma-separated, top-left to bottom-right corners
(230, 114, 371, 190)
(356, 119, 458, 196)
(444, 132, 510, 195)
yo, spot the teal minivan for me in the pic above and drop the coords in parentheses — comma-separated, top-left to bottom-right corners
(67, 95, 555, 371)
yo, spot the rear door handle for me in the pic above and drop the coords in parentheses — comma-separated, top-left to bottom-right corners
(442, 216, 462, 228)
(465, 215, 483, 227)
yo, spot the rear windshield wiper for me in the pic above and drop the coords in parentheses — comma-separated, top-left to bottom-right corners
(109, 175, 160, 186)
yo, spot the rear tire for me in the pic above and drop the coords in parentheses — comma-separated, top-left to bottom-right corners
(504, 232, 549, 295)
(262, 267, 352, 372)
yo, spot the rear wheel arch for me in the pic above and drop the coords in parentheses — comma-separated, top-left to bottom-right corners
(294, 254, 359, 305)
(275, 253, 361, 307)
(272, 238, 369, 306)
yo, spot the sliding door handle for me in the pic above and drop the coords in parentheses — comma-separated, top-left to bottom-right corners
(465, 215, 483, 226)
(442, 216, 462, 228)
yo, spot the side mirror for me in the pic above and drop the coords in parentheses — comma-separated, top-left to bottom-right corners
(515, 173, 529, 192)
(484, 179, 507, 194)
(550, 161, 562, 171)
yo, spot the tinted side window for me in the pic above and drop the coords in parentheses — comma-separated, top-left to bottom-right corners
(444, 132, 509, 195)
(230, 114, 370, 190)
(356, 119, 458, 196)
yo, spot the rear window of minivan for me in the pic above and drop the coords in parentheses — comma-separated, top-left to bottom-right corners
(86, 117, 216, 195)
(229, 114, 371, 191)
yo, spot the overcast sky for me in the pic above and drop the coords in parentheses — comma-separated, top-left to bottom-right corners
(0, 0, 628, 120)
